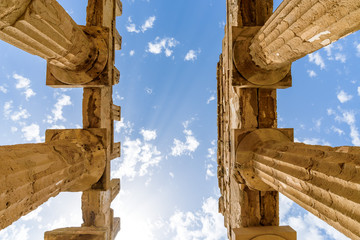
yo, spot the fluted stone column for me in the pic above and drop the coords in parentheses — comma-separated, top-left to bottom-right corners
(0, 129, 106, 229)
(249, 0, 360, 70)
(236, 129, 360, 239)
(0, 0, 98, 71)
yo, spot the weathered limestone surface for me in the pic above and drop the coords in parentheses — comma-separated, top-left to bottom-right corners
(219, 0, 360, 239)
(0, 0, 95, 70)
(0, 130, 106, 229)
(44, 227, 108, 240)
(250, 0, 360, 70)
(232, 226, 296, 240)
(235, 129, 360, 240)
(218, 2, 280, 238)
(0, 0, 122, 238)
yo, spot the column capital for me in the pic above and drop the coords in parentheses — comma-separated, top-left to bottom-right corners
(233, 128, 293, 191)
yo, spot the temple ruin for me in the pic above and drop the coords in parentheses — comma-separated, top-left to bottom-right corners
(0, 0, 122, 239)
(0, 0, 360, 239)
(217, 0, 360, 239)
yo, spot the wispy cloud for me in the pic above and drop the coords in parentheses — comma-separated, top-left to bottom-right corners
(115, 118, 134, 135)
(171, 120, 199, 156)
(0, 85, 7, 93)
(169, 197, 227, 240)
(126, 16, 156, 33)
(184, 49, 201, 61)
(0, 224, 30, 240)
(281, 193, 349, 240)
(207, 95, 215, 104)
(147, 37, 179, 57)
(126, 17, 140, 33)
(46, 94, 72, 124)
(205, 140, 216, 179)
(113, 136, 161, 180)
(140, 129, 157, 141)
(141, 16, 156, 32)
(3, 101, 30, 122)
(335, 110, 360, 145)
(295, 137, 330, 146)
(13, 73, 36, 100)
(331, 126, 344, 136)
(145, 87, 153, 95)
(21, 123, 41, 142)
(307, 70, 317, 78)
(337, 90, 353, 103)
(308, 52, 325, 69)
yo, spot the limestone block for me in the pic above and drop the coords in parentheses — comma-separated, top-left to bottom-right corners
(82, 189, 112, 227)
(232, 226, 296, 240)
(111, 104, 121, 121)
(44, 227, 108, 240)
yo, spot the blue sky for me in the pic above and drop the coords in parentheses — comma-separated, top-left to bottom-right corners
(0, 0, 359, 239)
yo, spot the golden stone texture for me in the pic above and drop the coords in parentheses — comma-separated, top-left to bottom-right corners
(218, 0, 360, 239)
(0, 0, 122, 239)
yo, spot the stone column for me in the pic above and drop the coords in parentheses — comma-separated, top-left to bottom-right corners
(0, 129, 106, 229)
(236, 129, 360, 239)
(249, 0, 360, 70)
(0, 0, 96, 71)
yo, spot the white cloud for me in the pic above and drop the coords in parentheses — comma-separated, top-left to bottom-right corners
(3, 101, 31, 122)
(337, 90, 353, 103)
(335, 53, 346, 63)
(3, 101, 13, 118)
(169, 172, 175, 178)
(141, 16, 156, 32)
(21, 123, 41, 142)
(140, 129, 157, 141)
(280, 194, 349, 240)
(112, 136, 162, 180)
(307, 70, 317, 78)
(295, 138, 330, 146)
(358, 86, 360, 96)
(126, 17, 140, 33)
(126, 16, 156, 33)
(207, 95, 216, 104)
(0, 224, 30, 240)
(130, 50, 135, 56)
(11, 127, 18, 132)
(10, 108, 30, 121)
(184, 49, 200, 61)
(331, 126, 344, 136)
(279, 194, 294, 220)
(21, 206, 43, 222)
(0, 85, 8, 93)
(206, 140, 217, 179)
(283, 212, 349, 240)
(23, 88, 36, 100)
(48, 125, 66, 129)
(356, 43, 360, 57)
(308, 52, 325, 69)
(145, 87, 153, 94)
(46, 94, 72, 124)
(14, 74, 30, 89)
(115, 118, 134, 135)
(171, 122, 200, 156)
(169, 197, 227, 240)
(324, 44, 333, 57)
(327, 108, 335, 115)
(13, 73, 36, 100)
(147, 37, 179, 57)
(324, 43, 346, 63)
(334, 110, 360, 146)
